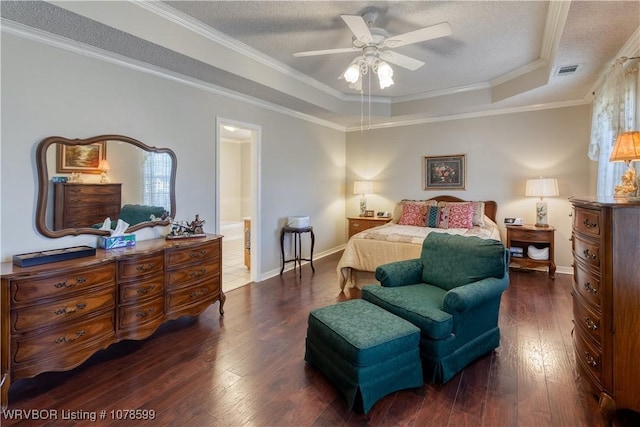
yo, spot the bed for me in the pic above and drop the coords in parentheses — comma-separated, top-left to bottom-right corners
(338, 196, 501, 290)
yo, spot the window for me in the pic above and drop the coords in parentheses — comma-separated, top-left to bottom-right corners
(142, 152, 172, 211)
(589, 57, 639, 196)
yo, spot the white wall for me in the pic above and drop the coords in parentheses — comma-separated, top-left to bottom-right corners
(346, 106, 593, 272)
(0, 33, 346, 278)
(219, 139, 244, 222)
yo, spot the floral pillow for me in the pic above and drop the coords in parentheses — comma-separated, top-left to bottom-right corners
(447, 202, 475, 228)
(398, 203, 427, 226)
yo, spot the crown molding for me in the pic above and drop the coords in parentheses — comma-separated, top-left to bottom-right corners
(346, 98, 590, 132)
(1, 19, 346, 132)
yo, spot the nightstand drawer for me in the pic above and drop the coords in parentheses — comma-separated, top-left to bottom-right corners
(508, 227, 552, 243)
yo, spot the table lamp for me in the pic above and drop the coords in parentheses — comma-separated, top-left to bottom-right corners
(610, 131, 640, 196)
(526, 177, 558, 227)
(99, 159, 111, 184)
(353, 181, 373, 216)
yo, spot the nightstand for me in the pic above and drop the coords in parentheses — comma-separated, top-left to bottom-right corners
(347, 216, 391, 239)
(506, 224, 556, 279)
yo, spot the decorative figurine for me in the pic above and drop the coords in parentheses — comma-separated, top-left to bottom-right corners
(166, 214, 206, 239)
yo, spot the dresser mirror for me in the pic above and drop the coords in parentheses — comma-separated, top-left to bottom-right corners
(36, 135, 177, 238)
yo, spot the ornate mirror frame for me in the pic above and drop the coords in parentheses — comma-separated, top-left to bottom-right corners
(36, 134, 177, 238)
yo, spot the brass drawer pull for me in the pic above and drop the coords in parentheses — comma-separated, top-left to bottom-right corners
(583, 282, 597, 294)
(189, 269, 207, 278)
(54, 276, 86, 288)
(584, 317, 598, 331)
(583, 218, 598, 229)
(136, 262, 156, 271)
(54, 303, 88, 316)
(189, 288, 208, 298)
(189, 250, 207, 258)
(55, 330, 87, 344)
(584, 351, 598, 368)
(136, 285, 156, 294)
(582, 249, 597, 260)
(136, 308, 155, 318)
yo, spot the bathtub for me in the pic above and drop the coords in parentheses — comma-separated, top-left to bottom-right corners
(220, 220, 243, 241)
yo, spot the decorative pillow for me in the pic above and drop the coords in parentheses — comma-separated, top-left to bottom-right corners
(426, 206, 440, 228)
(438, 201, 485, 226)
(470, 201, 485, 226)
(398, 203, 427, 226)
(438, 206, 450, 229)
(447, 202, 475, 228)
(392, 199, 437, 223)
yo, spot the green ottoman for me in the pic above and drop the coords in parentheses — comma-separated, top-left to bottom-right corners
(304, 299, 423, 413)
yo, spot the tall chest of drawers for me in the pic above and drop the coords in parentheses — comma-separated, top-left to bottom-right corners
(1, 235, 224, 409)
(54, 183, 122, 230)
(570, 198, 640, 418)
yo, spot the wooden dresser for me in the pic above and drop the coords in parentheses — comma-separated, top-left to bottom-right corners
(570, 197, 640, 420)
(0, 235, 224, 408)
(54, 183, 122, 230)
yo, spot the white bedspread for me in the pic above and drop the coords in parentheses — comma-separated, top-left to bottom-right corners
(337, 217, 501, 290)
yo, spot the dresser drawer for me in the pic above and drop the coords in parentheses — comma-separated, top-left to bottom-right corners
(11, 288, 115, 334)
(573, 294, 602, 346)
(574, 208, 601, 237)
(117, 297, 164, 330)
(166, 241, 220, 267)
(573, 234, 601, 268)
(12, 311, 116, 364)
(118, 253, 164, 281)
(167, 278, 219, 312)
(119, 276, 165, 304)
(573, 262, 602, 308)
(167, 258, 220, 290)
(573, 325, 603, 388)
(63, 184, 121, 197)
(9, 263, 116, 305)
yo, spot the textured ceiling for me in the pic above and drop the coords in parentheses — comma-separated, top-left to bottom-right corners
(2, 1, 639, 130)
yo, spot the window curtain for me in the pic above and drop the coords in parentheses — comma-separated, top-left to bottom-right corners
(142, 152, 172, 211)
(589, 57, 639, 196)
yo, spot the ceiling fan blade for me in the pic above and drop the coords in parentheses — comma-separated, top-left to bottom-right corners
(385, 22, 452, 48)
(379, 51, 425, 71)
(341, 15, 373, 43)
(293, 47, 359, 57)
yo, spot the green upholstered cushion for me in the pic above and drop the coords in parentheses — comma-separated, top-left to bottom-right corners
(362, 284, 453, 340)
(118, 204, 166, 225)
(421, 233, 506, 291)
(307, 299, 420, 367)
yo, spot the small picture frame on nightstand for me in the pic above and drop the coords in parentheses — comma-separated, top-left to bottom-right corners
(364, 210, 375, 217)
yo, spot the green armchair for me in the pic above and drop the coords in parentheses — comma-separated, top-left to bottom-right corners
(361, 233, 509, 383)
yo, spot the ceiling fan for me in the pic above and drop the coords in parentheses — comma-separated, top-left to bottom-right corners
(293, 11, 452, 90)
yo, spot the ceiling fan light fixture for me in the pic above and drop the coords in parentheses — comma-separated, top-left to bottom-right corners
(376, 61, 394, 89)
(344, 64, 361, 83)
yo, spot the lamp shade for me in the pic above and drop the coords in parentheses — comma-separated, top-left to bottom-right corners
(610, 131, 640, 162)
(353, 180, 373, 195)
(525, 178, 558, 198)
(98, 159, 111, 172)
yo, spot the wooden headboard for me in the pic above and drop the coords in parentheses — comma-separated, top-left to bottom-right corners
(426, 195, 498, 223)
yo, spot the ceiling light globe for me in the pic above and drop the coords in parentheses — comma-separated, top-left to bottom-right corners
(379, 76, 394, 89)
(377, 61, 393, 79)
(344, 64, 360, 83)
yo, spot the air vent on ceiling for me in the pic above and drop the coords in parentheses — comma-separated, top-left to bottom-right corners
(555, 64, 579, 76)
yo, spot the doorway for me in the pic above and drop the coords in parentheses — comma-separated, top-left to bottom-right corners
(216, 118, 260, 292)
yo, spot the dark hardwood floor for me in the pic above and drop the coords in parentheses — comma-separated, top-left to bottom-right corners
(3, 252, 640, 426)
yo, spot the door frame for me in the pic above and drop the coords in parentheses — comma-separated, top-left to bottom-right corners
(215, 117, 261, 283)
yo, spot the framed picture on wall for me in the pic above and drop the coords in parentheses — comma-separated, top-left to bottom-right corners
(423, 154, 466, 190)
(56, 142, 107, 174)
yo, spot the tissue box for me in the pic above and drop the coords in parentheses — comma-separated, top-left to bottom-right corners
(99, 234, 136, 250)
(287, 216, 310, 228)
